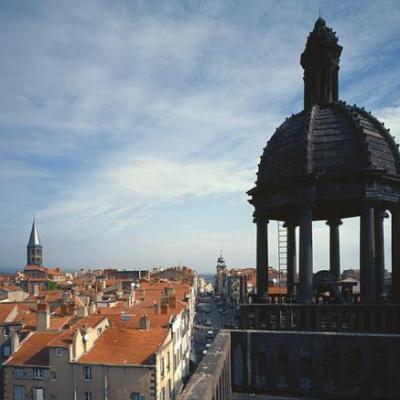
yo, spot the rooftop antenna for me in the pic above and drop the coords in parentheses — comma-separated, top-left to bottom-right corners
(319, 6, 321, 18)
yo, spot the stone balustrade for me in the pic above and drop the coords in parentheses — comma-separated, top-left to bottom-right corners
(240, 303, 400, 333)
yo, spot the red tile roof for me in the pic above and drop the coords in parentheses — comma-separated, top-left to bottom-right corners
(49, 315, 108, 348)
(78, 326, 168, 365)
(0, 303, 17, 324)
(0, 285, 24, 292)
(4, 332, 59, 366)
(24, 265, 47, 271)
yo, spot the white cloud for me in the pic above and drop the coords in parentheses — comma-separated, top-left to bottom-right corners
(1, 1, 400, 270)
(376, 105, 400, 141)
(40, 155, 252, 234)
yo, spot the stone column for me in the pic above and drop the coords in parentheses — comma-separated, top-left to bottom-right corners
(298, 207, 313, 303)
(256, 216, 269, 302)
(285, 221, 297, 300)
(375, 210, 388, 300)
(391, 207, 400, 302)
(326, 218, 342, 281)
(360, 202, 376, 303)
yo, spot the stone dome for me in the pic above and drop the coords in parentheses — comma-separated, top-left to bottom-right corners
(257, 102, 400, 186)
(248, 18, 400, 222)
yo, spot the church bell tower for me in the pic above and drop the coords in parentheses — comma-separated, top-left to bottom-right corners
(27, 218, 43, 266)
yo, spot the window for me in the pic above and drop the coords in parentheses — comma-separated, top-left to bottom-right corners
(56, 348, 63, 357)
(84, 392, 92, 400)
(33, 369, 46, 380)
(83, 366, 92, 381)
(131, 393, 145, 400)
(160, 357, 164, 378)
(32, 387, 44, 400)
(14, 385, 25, 400)
(51, 371, 57, 381)
(14, 368, 24, 379)
(3, 344, 11, 357)
(167, 352, 170, 371)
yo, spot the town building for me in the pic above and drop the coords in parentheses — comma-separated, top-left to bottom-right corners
(2, 274, 196, 400)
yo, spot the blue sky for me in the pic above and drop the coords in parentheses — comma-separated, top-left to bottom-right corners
(1, 0, 399, 273)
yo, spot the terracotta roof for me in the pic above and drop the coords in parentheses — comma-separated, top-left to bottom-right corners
(0, 303, 17, 324)
(268, 287, 287, 295)
(49, 315, 108, 348)
(0, 285, 24, 292)
(25, 265, 46, 272)
(14, 306, 74, 332)
(48, 270, 64, 277)
(4, 332, 59, 366)
(25, 278, 49, 282)
(78, 326, 168, 365)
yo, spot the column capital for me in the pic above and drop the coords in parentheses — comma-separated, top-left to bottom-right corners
(298, 200, 315, 211)
(253, 214, 269, 224)
(326, 218, 343, 227)
(361, 199, 376, 207)
(283, 219, 297, 228)
(376, 210, 389, 220)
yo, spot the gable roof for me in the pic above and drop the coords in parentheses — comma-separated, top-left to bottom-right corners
(4, 332, 59, 366)
(0, 303, 17, 324)
(78, 326, 168, 366)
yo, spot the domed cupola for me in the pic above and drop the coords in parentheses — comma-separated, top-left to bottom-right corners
(248, 18, 400, 222)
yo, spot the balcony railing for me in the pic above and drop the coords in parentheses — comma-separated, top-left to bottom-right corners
(240, 303, 400, 333)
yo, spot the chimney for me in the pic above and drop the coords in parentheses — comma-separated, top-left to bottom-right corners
(161, 303, 169, 315)
(11, 331, 20, 353)
(89, 302, 97, 315)
(37, 302, 50, 331)
(60, 304, 68, 315)
(139, 314, 150, 330)
(68, 302, 76, 315)
(62, 291, 70, 304)
(153, 300, 160, 315)
(168, 294, 176, 309)
(77, 305, 88, 317)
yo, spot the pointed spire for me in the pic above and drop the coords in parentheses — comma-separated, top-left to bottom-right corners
(28, 217, 41, 247)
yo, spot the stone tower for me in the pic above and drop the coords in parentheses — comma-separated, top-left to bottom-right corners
(27, 218, 42, 266)
(215, 252, 227, 296)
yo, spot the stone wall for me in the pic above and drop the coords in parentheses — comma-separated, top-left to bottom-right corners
(231, 329, 400, 399)
(180, 331, 231, 400)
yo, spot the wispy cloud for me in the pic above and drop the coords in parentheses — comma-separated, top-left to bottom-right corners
(1, 0, 399, 271)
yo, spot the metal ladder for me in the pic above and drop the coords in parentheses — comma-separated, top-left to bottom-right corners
(277, 221, 287, 301)
(277, 221, 294, 327)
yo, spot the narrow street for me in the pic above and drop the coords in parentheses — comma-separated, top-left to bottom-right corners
(191, 292, 223, 366)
